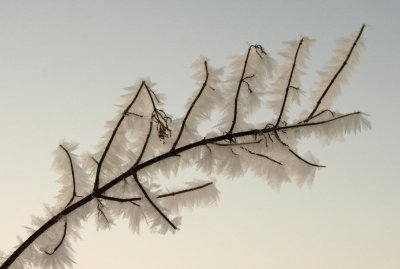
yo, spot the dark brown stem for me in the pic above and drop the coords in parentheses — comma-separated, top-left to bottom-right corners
(211, 139, 262, 147)
(171, 61, 209, 151)
(0, 194, 93, 269)
(44, 219, 67, 255)
(242, 80, 253, 93)
(288, 149, 326, 168)
(144, 83, 171, 142)
(91, 157, 99, 165)
(298, 109, 334, 124)
(240, 146, 282, 165)
(157, 182, 213, 199)
(306, 25, 365, 121)
(272, 128, 325, 168)
(229, 45, 254, 134)
(98, 195, 141, 205)
(94, 82, 145, 191)
(143, 83, 159, 111)
(133, 120, 153, 168)
(96, 199, 110, 226)
(133, 173, 177, 230)
(275, 38, 304, 126)
(59, 145, 78, 208)
(125, 111, 143, 118)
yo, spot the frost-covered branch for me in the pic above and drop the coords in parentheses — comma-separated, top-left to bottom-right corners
(98, 195, 141, 204)
(306, 24, 365, 121)
(1, 26, 370, 269)
(144, 83, 172, 143)
(44, 220, 67, 256)
(288, 149, 325, 168)
(211, 139, 262, 147)
(58, 145, 79, 208)
(133, 118, 153, 167)
(240, 146, 283, 165)
(275, 37, 304, 126)
(171, 60, 209, 151)
(229, 45, 266, 133)
(94, 82, 145, 191)
(157, 182, 213, 199)
(96, 198, 112, 229)
(133, 173, 177, 230)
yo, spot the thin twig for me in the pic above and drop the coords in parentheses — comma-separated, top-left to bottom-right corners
(98, 195, 141, 206)
(94, 81, 145, 191)
(133, 120, 153, 167)
(157, 182, 213, 199)
(253, 44, 267, 58)
(91, 157, 99, 165)
(44, 219, 67, 255)
(300, 109, 335, 123)
(96, 199, 110, 226)
(243, 74, 255, 80)
(230, 148, 239, 156)
(306, 24, 365, 121)
(144, 83, 172, 142)
(124, 111, 143, 118)
(288, 149, 326, 168)
(275, 37, 304, 126)
(171, 61, 209, 151)
(59, 145, 78, 208)
(211, 139, 262, 147)
(273, 130, 325, 168)
(133, 173, 177, 230)
(242, 80, 253, 93)
(229, 45, 254, 134)
(240, 146, 282, 165)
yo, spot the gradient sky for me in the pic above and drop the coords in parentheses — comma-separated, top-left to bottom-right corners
(0, 1, 399, 269)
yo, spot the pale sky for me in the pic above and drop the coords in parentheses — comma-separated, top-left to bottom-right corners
(0, 1, 399, 269)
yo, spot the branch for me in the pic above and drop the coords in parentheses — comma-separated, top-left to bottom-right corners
(299, 109, 335, 124)
(144, 83, 171, 142)
(0, 111, 363, 269)
(211, 139, 262, 147)
(306, 24, 365, 120)
(44, 219, 67, 255)
(241, 80, 253, 93)
(253, 44, 267, 58)
(288, 149, 326, 168)
(105, 112, 362, 191)
(273, 129, 325, 168)
(98, 194, 141, 206)
(94, 81, 145, 191)
(133, 173, 177, 230)
(133, 119, 153, 167)
(124, 111, 143, 118)
(96, 198, 111, 226)
(144, 83, 160, 109)
(228, 45, 254, 134)
(59, 145, 79, 207)
(91, 156, 99, 165)
(242, 74, 255, 93)
(275, 37, 304, 126)
(157, 182, 213, 199)
(171, 61, 209, 151)
(240, 146, 282, 165)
